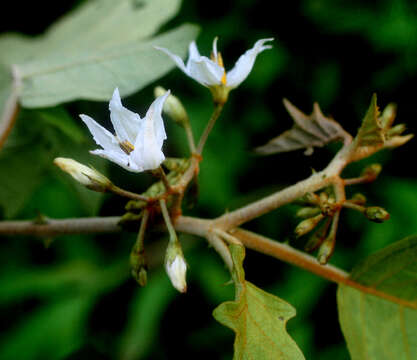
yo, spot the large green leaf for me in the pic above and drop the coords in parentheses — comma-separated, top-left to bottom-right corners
(118, 271, 176, 360)
(0, 106, 107, 218)
(337, 235, 417, 360)
(17, 24, 199, 108)
(213, 244, 305, 360)
(0, 0, 181, 64)
(0, 0, 198, 108)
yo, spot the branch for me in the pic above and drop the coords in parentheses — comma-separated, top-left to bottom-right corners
(0, 214, 412, 306)
(0, 216, 122, 237)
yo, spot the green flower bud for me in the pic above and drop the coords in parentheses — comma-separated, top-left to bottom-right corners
(296, 207, 321, 218)
(387, 123, 406, 137)
(295, 214, 324, 238)
(364, 206, 390, 223)
(361, 163, 382, 179)
(380, 103, 396, 129)
(317, 233, 336, 265)
(351, 193, 367, 205)
(154, 86, 189, 127)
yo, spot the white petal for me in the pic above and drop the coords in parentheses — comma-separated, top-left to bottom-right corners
(145, 90, 169, 148)
(154, 46, 188, 74)
(130, 91, 169, 171)
(187, 41, 201, 65)
(226, 38, 274, 88)
(109, 88, 142, 144)
(211, 37, 219, 62)
(79, 114, 119, 152)
(188, 57, 224, 86)
(91, 149, 143, 173)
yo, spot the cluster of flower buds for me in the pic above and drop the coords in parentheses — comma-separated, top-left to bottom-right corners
(294, 163, 391, 264)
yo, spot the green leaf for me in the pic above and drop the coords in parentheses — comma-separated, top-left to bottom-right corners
(337, 235, 417, 360)
(118, 271, 176, 360)
(35, 107, 86, 144)
(0, 107, 107, 218)
(213, 244, 305, 360)
(354, 93, 384, 147)
(0, 0, 181, 64)
(255, 98, 350, 156)
(17, 24, 199, 108)
(0, 0, 198, 108)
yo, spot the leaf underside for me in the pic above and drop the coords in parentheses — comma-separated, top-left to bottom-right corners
(255, 98, 350, 155)
(213, 244, 305, 360)
(0, 0, 199, 108)
(337, 235, 417, 360)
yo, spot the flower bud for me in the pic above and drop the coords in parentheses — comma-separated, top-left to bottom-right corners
(364, 206, 390, 223)
(165, 241, 187, 293)
(54, 157, 111, 192)
(317, 233, 336, 265)
(154, 86, 188, 127)
(380, 103, 396, 129)
(296, 207, 321, 218)
(387, 123, 406, 137)
(361, 163, 382, 180)
(351, 193, 367, 205)
(304, 218, 330, 252)
(295, 214, 324, 238)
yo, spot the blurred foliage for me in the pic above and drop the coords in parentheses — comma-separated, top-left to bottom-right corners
(0, 0, 416, 359)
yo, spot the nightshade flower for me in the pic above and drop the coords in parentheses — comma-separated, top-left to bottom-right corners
(155, 37, 273, 102)
(80, 88, 170, 172)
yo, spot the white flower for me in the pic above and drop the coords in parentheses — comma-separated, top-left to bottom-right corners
(155, 37, 273, 89)
(53, 157, 111, 192)
(165, 254, 187, 293)
(80, 88, 170, 173)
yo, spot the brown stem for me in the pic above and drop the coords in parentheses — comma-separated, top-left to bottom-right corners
(0, 214, 413, 307)
(231, 228, 417, 308)
(0, 216, 122, 237)
(0, 80, 20, 150)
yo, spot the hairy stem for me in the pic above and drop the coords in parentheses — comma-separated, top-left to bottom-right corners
(0, 217, 122, 237)
(159, 199, 177, 242)
(215, 171, 334, 230)
(110, 185, 149, 201)
(184, 122, 197, 154)
(196, 103, 224, 154)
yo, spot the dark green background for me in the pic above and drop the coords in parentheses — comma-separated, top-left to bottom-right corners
(1, 0, 416, 358)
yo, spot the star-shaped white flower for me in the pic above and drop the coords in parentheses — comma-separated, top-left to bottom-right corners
(80, 88, 169, 172)
(155, 37, 273, 89)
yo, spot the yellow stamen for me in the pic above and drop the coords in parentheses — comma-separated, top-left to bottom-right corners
(119, 140, 135, 155)
(218, 52, 227, 85)
(211, 51, 227, 85)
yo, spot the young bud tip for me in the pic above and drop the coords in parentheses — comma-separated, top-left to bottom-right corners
(53, 157, 111, 192)
(154, 86, 188, 126)
(165, 254, 187, 293)
(364, 206, 390, 223)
